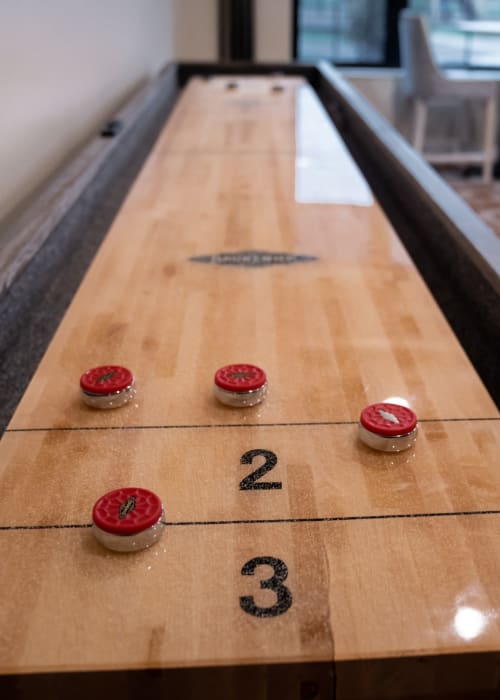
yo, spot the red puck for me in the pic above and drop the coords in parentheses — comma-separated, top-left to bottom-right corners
(360, 403, 417, 437)
(80, 365, 133, 395)
(214, 364, 267, 393)
(92, 487, 163, 536)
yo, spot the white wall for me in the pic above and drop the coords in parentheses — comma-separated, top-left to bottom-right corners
(173, 0, 217, 61)
(0, 0, 174, 225)
(255, 0, 292, 62)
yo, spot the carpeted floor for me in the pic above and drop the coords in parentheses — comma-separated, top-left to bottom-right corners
(447, 178, 500, 238)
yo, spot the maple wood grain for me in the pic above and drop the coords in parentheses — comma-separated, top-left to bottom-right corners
(1, 76, 499, 699)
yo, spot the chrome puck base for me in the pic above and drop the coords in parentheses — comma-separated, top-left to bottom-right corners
(358, 424, 418, 452)
(81, 383, 136, 409)
(92, 513, 165, 552)
(213, 382, 268, 407)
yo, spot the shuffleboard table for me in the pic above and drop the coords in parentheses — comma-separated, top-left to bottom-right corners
(1, 72, 500, 699)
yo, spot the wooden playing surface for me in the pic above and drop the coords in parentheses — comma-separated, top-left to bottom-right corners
(1, 76, 500, 698)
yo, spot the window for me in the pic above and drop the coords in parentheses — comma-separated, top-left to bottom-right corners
(294, 0, 500, 68)
(294, 0, 406, 66)
(410, 0, 500, 68)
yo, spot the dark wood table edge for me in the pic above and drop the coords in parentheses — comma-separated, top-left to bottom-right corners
(2, 651, 500, 699)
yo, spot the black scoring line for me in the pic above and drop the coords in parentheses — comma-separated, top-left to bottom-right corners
(160, 509, 500, 527)
(4, 416, 499, 434)
(0, 523, 92, 531)
(2, 509, 500, 531)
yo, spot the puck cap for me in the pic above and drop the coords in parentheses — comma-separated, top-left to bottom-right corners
(80, 366, 133, 395)
(214, 364, 267, 393)
(92, 487, 163, 535)
(360, 402, 417, 437)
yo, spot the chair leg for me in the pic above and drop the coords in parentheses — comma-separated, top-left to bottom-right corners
(482, 95, 497, 184)
(413, 99, 427, 154)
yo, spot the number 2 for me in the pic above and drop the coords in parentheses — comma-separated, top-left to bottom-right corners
(239, 449, 282, 490)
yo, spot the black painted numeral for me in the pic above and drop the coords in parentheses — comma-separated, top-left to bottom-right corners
(239, 449, 282, 490)
(240, 556, 292, 617)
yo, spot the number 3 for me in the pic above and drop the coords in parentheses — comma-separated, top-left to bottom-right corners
(240, 556, 293, 617)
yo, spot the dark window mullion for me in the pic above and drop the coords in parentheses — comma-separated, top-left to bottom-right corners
(219, 0, 254, 61)
(292, 0, 299, 60)
(385, 0, 408, 67)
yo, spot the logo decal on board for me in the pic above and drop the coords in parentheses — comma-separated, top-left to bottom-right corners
(189, 251, 318, 268)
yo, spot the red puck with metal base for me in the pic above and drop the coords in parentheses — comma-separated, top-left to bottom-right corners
(359, 402, 418, 452)
(214, 364, 268, 407)
(80, 365, 136, 409)
(92, 487, 165, 552)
